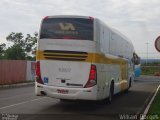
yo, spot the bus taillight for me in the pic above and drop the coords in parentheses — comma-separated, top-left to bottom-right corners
(84, 64, 97, 88)
(36, 61, 43, 84)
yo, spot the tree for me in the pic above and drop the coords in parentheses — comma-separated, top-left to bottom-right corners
(4, 44, 26, 60)
(0, 43, 6, 59)
(5, 32, 38, 60)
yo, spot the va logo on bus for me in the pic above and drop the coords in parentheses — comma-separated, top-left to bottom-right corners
(59, 23, 75, 31)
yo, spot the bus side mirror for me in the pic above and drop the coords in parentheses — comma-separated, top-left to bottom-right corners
(132, 56, 140, 65)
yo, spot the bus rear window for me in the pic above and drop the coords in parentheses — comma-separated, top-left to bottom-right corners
(40, 18, 93, 40)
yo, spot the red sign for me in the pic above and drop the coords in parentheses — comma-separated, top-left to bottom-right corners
(155, 36, 160, 52)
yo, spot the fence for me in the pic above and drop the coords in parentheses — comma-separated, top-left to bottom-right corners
(0, 60, 35, 85)
(26, 61, 36, 81)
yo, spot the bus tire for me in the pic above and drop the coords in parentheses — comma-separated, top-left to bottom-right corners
(60, 99, 68, 102)
(60, 99, 73, 102)
(125, 78, 132, 92)
(128, 79, 132, 90)
(129, 79, 132, 88)
(108, 82, 114, 103)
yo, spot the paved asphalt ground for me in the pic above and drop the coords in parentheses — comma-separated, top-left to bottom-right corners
(0, 76, 159, 120)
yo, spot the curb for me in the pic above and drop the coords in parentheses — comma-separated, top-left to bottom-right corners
(140, 85, 160, 120)
(140, 75, 160, 78)
(134, 75, 160, 81)
(0, 82, 35, 89)
(136, 85, 158, 115)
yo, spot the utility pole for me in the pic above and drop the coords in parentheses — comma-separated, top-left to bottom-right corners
(146, 42, 149, 65)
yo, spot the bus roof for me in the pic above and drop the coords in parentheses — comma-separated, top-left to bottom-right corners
(43, 15, 94, 20)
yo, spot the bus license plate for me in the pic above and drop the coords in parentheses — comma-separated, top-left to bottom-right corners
(57, 89, 68, 94)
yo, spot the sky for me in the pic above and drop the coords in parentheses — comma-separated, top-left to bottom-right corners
(0, 0, 160, 59)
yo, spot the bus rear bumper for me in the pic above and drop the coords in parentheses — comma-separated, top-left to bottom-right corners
(35, 82, 98, 100)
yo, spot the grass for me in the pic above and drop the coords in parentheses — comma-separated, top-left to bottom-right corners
(141, 66, 160, 76)
(147, 88, 160, 120)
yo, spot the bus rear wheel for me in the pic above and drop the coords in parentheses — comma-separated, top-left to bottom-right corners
(108, 82, 114, 103)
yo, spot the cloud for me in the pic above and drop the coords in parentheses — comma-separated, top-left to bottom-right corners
(0, 0, 160, 58)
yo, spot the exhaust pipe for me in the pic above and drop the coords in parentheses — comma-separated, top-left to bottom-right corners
(40, 91, 47, 96)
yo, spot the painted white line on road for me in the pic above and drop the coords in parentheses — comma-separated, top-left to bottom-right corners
(140, 85, 160, 120)
(0, 93, 33, 100)
(0, 97, 47, 110)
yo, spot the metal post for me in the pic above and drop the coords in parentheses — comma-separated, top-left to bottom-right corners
(146, 42, 149, 65)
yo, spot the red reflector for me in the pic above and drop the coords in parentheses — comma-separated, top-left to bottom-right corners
(89, 16, 94, 22)
(84, 64, 97, 88)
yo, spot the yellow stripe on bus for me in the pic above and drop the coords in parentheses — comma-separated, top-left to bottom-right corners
(36, 50, 129, 90)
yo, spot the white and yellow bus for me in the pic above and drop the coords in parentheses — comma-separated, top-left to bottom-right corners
(35, 15, 135, 102)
